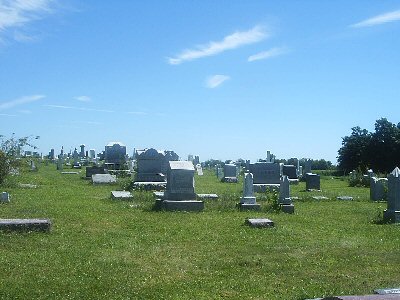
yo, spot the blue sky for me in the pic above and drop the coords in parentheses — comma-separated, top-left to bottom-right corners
(0, 0, 399, 163)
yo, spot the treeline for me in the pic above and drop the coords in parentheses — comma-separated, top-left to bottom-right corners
(337, 118, 400, 174)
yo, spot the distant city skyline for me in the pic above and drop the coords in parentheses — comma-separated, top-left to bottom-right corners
(1, 1, 399, 163)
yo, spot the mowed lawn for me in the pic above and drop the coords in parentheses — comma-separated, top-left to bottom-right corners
(0, 164, 399, 300)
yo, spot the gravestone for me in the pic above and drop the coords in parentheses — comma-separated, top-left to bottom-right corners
(196, 164, 203, 176)
(306, 173, 320, 191)
(57, 156, 63, 171)
(222, 163, 238, 183)
(157, 161, 204, 211)
(105, 142, 127, 169)
(1, 192, 10, 203)
(86, 166, 106, 178)
(0, 219, 51, 232)
(245, 218, 274, 228)
(92, 174, 117, 184)
(304, 159, 312, 174)
(135, 148, 166, 182)
(370, 177, 387, 201)
(383, 167, 400, 223)
(282, 165, 298, 179)
(162, 150, 179, 176)
(111, 191, 133, 200)
(279, 175, 294, 213)
(217, 167, 224, 180)
(238, 173, 260, 211)
(249, 162, 280, 192)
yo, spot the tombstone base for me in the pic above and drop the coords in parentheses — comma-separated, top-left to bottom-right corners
(281, 204, 295, 214)
(253, 184, 280, 193)
(245, 218, 274, 228)
(0, 219, 51, 232)
(133, 181, 166, 191)
(238, 203, 261, 211)
(155, 200, 204, 212)
(383, 210, 400, 223)
(222, 177, 238, 183)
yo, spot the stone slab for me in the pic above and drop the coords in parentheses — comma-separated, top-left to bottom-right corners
(0, 219, 51, 232)
(92, 174, 117, 184)
(111, 191, 133, 200)
(61, 171, 79, 175)
(197, 194, 218, 200)
(238, 203, 261, 211)
(133, 181, 166, 191)
(162, 200, 204, 212)
(374, 288, 400, 295)
(312, 196, 329, 200)
(18, 183, 37, 189)
(245, 218, 274, 228)
(308, 295, 400, 300)
(337, 196, 354, 201)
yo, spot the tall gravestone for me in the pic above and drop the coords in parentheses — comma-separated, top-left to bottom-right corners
(157, 161, 204, 211)
(238, 173, 260, 211)
(105, 142, 126, 169)
(135, 148, 166, 182)
(383, 167, 400, 223)
(304, 159, 312, 174)
(279, 175, 294, 213)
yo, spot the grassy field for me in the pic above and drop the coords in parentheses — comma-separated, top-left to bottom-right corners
(0, 163, 399, 299)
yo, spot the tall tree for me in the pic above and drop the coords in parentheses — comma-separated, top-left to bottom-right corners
(337, 126, 371, 173)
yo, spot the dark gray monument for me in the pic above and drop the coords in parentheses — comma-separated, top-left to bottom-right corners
(222, 163, 238, 183)
(383, 167, 400, 223)
(306, 173, 320, 191)
(135, 148, 166, 183)
(370, 177, 388, 201)
(249, 162, 280, 192)
(282, 165, 298, 179)
(279, 175, 294, 213)
(157, 161, 204, 211)
(105, 142, 126, 168)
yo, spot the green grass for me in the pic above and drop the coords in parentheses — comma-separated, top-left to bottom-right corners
(0, 164, 399, 299)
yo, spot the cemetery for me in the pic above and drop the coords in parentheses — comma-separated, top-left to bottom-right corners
(0, 147, 399, 300)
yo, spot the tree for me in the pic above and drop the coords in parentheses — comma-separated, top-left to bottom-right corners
(337, 126, 371, 174)
(0, 134, 39, 185)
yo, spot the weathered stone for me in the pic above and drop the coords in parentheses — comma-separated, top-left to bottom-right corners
(158, 161, 203, 211)
(0, 219, 51, 232)
(279, 175, 291, 204)
(281, 204, 295, 214)
(306, 173, 321, 190)
(92, 174, 117, 184)
(383, 167, 400, 223)
(1, 192, 10, 203)
(245, 218, 274, 228)
(111, 191, 133, 200)
(370, 177, 387, 201)
(249, 162, 280, 184)
(337, 196, 353, 201)
(197, 194, 218, 200)
(238, 173, 260, 211)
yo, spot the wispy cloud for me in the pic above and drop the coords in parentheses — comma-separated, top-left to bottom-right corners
(43, 104, 114, 113)
(0, 0, 54, 42)
(351, 9, 400, 28)
(18, 109, 32, 114)
(74, 95, 91, 102)
(126, 111, 147, 115)
(0, 94, 45, 111)
(168, 25, 269, 65)
(0, 113, 17, 117)
(205, 75, 230, 88)
(248, 47, 289, 62)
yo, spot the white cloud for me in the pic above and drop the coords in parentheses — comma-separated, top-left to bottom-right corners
(351, 9, 400, 28)
(0, 113, 17, 117)
(0, 0, 54, 42)
(74, 95, 91, 102)
(127, 111, 147, 115)
(168, 25, 269, 65)
(18, 109, 32, 114)
(248, 47, 289, 62)
(0, 94, 45, 111)
(205, 75, 230, 88)
(43, 104, 114, 113)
